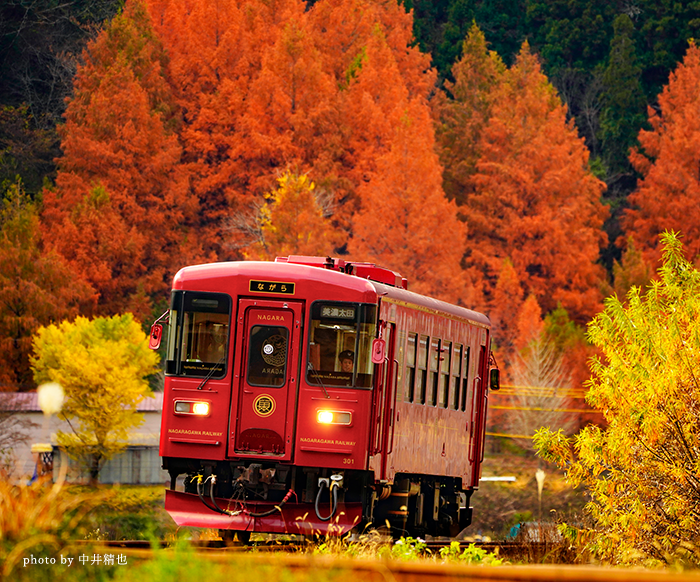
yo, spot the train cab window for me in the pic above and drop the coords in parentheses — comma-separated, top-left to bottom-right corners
(166, 291, 232, 378)
(439, 341, 451, 408)
(451, 344, 463, 410)
(404, 332, 417, 402)
(247, 325, 289, 387)
(307, 302, 377, 388)
(461, 346, 471, 411)
(428, 338, 440, 406)
(416, 335, 428, 404)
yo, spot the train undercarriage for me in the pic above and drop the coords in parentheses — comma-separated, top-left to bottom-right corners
(163, 457, 474, 541)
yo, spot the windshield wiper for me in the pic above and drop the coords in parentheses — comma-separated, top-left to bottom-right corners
(196, 355, 226, 390)
(307, 362, 330, 398)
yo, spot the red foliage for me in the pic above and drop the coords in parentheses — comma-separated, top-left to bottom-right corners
(465, 43, 608, 323)
(41, 1, 202, 319)
(624, 42, 700, 267)
(146, 0, 438, 256)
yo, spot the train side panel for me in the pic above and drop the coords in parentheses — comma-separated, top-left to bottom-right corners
(373, 298, 490, 487)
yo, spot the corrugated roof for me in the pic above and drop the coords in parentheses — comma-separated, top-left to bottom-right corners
(0, 391, 164, 413)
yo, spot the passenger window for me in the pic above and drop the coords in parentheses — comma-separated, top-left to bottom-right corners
(428, 337, 440, 406)
(461, 346, 471, 411)
(439, 341, 451, 408)
(417, 335, 428, 404)
(451, 344, 462, 410)
(405, 332, 417, 402)
(172, 291, 231, 378)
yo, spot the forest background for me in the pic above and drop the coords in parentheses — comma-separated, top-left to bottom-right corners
(2, 0, 700, 441)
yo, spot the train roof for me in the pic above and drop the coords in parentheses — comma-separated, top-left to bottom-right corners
(373, 280, 491, 328)
(173, 256, 490, 327)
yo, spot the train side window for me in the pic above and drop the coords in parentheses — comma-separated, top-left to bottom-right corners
(451, 343, 463, 410)
(461, 346, 471, 411)
(417, 335, 428, 404)
(405, 332, 417, 402)
(439, 340, 451, 408)
(428, 337, 440, 406)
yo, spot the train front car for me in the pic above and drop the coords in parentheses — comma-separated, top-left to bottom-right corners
(152, 256, 498, 541)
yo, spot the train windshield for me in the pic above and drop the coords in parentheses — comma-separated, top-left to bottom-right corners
(307, 302, 377, 388)
(165, 291, 232, 378)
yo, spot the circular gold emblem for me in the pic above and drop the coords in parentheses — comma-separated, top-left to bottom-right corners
(253, 394, 276, 417)
(261, 334, 287, 366)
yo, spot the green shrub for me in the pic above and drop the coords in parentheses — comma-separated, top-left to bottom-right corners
(439, 541, 503, 565)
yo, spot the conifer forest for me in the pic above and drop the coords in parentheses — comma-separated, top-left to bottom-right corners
(2, 0, 700, 395)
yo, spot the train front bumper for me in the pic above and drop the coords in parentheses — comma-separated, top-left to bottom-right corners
(165, 489, 363, 535)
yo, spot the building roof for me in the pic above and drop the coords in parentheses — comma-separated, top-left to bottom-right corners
(0, 391, 164, 413)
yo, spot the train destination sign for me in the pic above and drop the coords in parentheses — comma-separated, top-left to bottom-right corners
(249, 280, 296, 295)
(320, 305, 356, 319)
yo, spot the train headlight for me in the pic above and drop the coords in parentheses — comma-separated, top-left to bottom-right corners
(174, 400, 211, 416)
(316, 410, 352, 425)
(192, 402, 210, 415)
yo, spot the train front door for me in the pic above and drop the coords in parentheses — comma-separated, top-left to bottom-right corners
(229, 299, 303, 461)
(370, 322, 397, 480)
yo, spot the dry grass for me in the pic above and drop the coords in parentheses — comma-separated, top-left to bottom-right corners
(0, 467, 105, 577)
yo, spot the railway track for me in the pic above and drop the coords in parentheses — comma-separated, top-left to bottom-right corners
(76, 538, 555, 554)
(74, 538, 574, 563)
(73, 540, 700, 581)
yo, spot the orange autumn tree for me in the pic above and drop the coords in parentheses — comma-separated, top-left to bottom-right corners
(336, 11, 472, 303)
(147, 0, 313, 255)
(624, 42, 700, 267)
(51, 0, 465, 309)
(42, 0, 200, 319)
(465, 42, 608, 323)
(146, 0, 440, 258)
(305, 0, 436, 230)
(350, 98, 469, 303)
(489, 258, 524, 360)
(612, 236, 653, 300)
(0, 181, 95, 390)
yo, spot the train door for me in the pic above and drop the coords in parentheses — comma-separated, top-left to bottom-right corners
(468, 331, 488, 481)
(474, 334, 489, 466)
(229, 299, 303, 461)
(370, 322, 397, 480)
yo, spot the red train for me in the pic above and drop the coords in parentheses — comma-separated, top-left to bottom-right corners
(150, 256, 499, 541)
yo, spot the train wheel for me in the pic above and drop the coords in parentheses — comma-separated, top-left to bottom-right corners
(387, 478, 410, 538)
(219, 529, 234, 546)
(236, 530, 252, 544)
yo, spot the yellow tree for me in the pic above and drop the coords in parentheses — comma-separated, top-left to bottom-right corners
(536, 232, 700, 565)
(233, 170, 340, 260)
(31, 314, 158, 485)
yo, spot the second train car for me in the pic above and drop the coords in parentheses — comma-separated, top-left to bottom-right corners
(150, 255, 499, 541)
